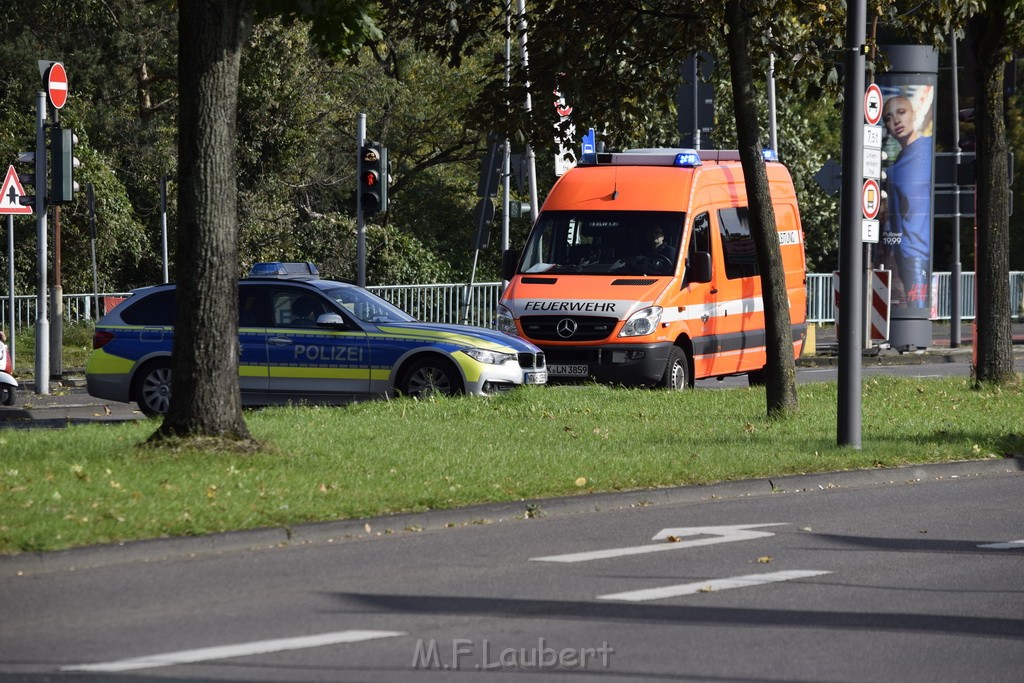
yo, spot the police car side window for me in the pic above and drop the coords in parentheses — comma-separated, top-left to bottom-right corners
(239, 286, 269, 327)
(267, 288, 332, 329)
(121, 290, 176, 326)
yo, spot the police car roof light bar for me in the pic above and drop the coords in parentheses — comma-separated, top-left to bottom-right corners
(248, 262, 320, 279)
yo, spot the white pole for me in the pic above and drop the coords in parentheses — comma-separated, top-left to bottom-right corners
(34, 90, 49, 395)
(6, 215, 14, 369)
(767, 53, 778, 152)
(516, 0, 539, 221)
(160, 176, 169, 282)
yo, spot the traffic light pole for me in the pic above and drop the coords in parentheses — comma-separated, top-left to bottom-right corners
(50, 110, 63, 380)
(356, 113, 366, 287)
(33, 91, 49, 395)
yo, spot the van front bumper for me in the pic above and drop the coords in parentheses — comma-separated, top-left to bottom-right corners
(541, 343, 673, 386)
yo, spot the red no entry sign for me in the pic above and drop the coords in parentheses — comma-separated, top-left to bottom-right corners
(47, 63, 68, 109)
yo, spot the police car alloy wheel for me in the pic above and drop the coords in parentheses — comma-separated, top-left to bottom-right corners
(0, 385, 14, 407)
(134, 360, 172, 416)
(400, 356, 462, 398)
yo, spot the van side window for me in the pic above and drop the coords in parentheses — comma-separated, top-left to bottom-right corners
(718, 207, 759, 279)
(689, 212, 711, 259)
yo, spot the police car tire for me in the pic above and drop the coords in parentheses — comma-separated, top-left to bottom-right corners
(660, 346, 689, 391)
(0, 385, 14, 406)
(133, 360, 172, 416)
(399, 356, 463, 398)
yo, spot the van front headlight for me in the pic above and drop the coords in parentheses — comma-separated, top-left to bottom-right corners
(619, 306, 663, 337)
(495, 304, 519, 336)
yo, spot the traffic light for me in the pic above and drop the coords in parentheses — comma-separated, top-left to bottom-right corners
(50, 126, 80, 204)
(476, 133, 502, 197)
(359, 141, 388, 214)
(15, 150, 37, 208)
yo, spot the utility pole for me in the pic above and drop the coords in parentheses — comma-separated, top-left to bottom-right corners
(837, 0, 867, 448)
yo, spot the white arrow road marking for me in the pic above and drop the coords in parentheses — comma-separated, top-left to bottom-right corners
(597, 570, 833, 602)
(978, 539, 1024, 549)
(60, 630, 406, 673)
(530, 524, 788, 563)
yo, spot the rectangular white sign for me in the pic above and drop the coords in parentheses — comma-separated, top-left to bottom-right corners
(862, 219, 879, 243)
(863, 125, 883, 149)
(862, 148, 882, 180)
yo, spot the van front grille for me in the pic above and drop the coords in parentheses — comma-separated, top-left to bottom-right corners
(520, 315, 617, 342)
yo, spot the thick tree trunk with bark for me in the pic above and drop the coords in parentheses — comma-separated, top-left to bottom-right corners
(969, 6, 1015, 386)
(724, 0, 798, 417)
(152, 0, 256, 444)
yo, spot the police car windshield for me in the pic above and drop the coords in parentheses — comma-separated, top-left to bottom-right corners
(323, 286, 414, 324)
(520, 210, 685, 276)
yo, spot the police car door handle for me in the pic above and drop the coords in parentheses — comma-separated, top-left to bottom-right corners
(268, 336, 293, 346)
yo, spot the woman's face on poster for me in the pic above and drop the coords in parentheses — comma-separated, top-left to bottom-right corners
(883, 96, 915, 147)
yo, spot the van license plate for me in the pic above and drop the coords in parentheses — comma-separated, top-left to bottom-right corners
(550, 364, 589, 377)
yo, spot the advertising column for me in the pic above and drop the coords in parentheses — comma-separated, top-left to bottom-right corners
(872, 45, 938, 350)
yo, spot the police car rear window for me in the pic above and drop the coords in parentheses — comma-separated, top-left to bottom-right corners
(120, 290, 176, 326)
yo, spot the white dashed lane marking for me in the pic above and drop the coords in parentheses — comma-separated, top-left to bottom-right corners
(597, 570, 833, 602)
(60, 630, 406, 673)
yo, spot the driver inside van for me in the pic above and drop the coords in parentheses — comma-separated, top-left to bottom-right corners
(643, 226, 677, 262)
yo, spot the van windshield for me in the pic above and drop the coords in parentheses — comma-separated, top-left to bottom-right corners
(519, 211, 685, 276)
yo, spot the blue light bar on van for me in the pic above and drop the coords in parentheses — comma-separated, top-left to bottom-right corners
(248, 262, 319, 278)
(673, 151, 702, 167)
(762, 148, 779, 162)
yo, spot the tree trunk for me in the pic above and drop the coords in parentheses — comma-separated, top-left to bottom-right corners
(724, 0, 799, 417)
(152, 0, 256, 445)
(969, 6, 1015, 386)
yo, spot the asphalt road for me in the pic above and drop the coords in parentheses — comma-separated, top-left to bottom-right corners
(1, 459, 1021, 682)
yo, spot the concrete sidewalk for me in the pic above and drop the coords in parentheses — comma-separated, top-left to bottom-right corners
(803, 320, 1024, 365)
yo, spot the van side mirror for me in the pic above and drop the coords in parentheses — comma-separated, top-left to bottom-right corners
(686, 251, 712, 284)
(501, 248, 519, 281)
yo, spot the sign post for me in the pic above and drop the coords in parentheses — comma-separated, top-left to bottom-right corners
(837, 0, 867, 448)
(0, 165, 31, 370)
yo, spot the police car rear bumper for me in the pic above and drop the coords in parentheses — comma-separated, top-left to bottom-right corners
(541, 342, 673, 386)
(86, 373, 132, 404)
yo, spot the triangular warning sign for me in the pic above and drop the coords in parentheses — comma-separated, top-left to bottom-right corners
(0, 165, 33, 215)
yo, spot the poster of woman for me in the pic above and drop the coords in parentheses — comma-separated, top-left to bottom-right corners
(873, 84, 935, 310)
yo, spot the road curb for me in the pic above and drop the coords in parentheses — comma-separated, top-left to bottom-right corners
(3, 457, 1020, 577)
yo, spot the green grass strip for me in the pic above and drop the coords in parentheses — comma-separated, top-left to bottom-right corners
(1, 377, 1021, 553)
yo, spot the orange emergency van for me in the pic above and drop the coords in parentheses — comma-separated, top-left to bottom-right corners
(496, 148, 807, 388)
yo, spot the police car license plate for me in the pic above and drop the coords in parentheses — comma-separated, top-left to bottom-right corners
(524, 370, 547, 385)
(550, 364, 588, 377)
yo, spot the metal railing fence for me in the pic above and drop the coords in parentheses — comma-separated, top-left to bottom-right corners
(2, 272, 1022, 332)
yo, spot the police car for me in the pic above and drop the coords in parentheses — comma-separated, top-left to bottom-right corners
(86, 263, 547, 415)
